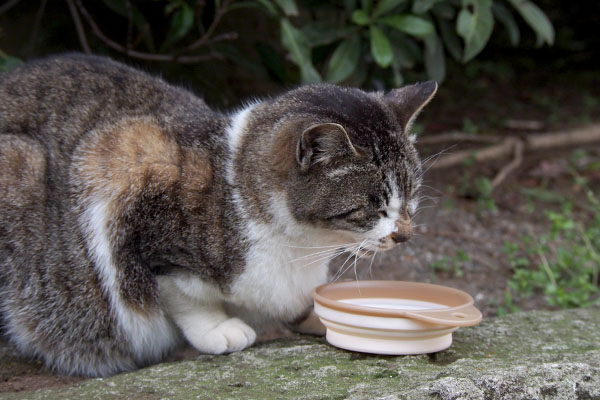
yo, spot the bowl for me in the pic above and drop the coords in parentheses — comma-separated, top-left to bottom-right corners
(313, 280, 482, 355)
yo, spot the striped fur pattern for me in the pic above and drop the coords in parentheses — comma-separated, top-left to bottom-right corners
(0, 54, 436, 376)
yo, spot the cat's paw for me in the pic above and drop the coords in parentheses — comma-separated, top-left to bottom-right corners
(189, 318, 256, 354)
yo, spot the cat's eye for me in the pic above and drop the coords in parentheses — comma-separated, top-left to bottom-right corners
(378, 210, 388, 218)
(333, 207, 364, 220)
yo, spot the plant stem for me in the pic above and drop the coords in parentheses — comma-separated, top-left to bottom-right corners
(577, 222, 599, 286)
(527, 226, 557, 287)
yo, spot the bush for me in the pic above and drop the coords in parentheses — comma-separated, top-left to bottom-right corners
(0, 0, 554, 90)
(269, 0, 554, 86)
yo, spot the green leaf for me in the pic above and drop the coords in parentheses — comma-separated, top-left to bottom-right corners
(412, 0, 444, 14)
(388, 29, 423, 63)
(492, 2, 520, 46)
(352, 9, 371, 25)
(228, 1, 271, 13)
(424, 33, 445, 82)
(325, 34, 361, 83)
(380, 14, 434, 37)
(506, 0, 554, 45)
(162, 2, 194, 51)
(431, 1, 455, 18)
(256, 42, 289, 83)
(373, 0, 406, 19)
(0, 55, 24, 72)
(456, 0, 494, 62)
(280, 19, 322, 83)
(252, 0, 279, 16)
(273, 0, 298, 16)
(360, 0, 373, 14)
(390, 48, 405, 86)
(437, 15, 462, 61)
(369, 25, 393, 68)
(301, 22, 357, 47)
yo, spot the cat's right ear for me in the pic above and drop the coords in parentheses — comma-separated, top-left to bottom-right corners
(384, 81, 438, 134)
(296, 123, 358, 172)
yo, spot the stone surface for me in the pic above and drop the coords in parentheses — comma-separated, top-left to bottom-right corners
(1, 307, 599, 399)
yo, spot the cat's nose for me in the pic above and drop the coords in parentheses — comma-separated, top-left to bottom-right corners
(390, 215, 412, 243)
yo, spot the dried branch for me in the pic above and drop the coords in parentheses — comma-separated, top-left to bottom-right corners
(425, 137, 516, 170)
(26, 0, 47, 57)
(423, 123, 600, 171)
(419, 132, 503, 145)
(74, 0, 223, 63)
(527, 124, 600, 149)
(491, 139, 523, 188)
(183, 0, 235, 52)
(67, 0, 91, 53)
(419, 123, 600, 191)
(0, 0, 21, 15)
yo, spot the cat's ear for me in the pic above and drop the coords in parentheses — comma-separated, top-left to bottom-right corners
(384, 81, 438, 134)
(296, 123, 358, 172)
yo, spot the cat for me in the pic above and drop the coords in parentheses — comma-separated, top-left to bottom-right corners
(0, 53, 436, 377)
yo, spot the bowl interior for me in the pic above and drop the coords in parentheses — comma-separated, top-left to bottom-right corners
(314, 280, 474, 317)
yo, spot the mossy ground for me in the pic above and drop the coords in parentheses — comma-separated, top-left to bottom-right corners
(2, 307, 598, 400)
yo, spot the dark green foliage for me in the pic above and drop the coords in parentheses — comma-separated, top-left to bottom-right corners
(0, 0, 553, 90)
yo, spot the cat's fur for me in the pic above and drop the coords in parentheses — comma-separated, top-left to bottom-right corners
(0, 54, 436, 377)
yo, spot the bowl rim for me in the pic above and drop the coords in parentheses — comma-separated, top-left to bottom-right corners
(313, 280, 478, 321)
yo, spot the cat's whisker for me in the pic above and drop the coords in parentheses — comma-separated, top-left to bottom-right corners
(351, 240, 369, 280)
(416, 146, 455, 181)
(368, 250, 379, 280)
(289, 246, 346, 263)
(412, 205, 437, 219)
(330, 246, 363, 282)
(419, 183, 444, 196)
(298, 250, 346, 268)
(416, 194, 439, 204)
(288, 239, 368, 264)
(282, 243, 346, 250)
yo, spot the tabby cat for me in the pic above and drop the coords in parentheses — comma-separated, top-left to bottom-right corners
(0, 54, 436, 377)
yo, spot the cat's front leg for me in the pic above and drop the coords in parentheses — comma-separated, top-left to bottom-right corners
(287, 306, 326, 336)
(158, 275, 256, 354)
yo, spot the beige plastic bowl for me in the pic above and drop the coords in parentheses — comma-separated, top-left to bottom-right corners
(313, 280, 482, 355)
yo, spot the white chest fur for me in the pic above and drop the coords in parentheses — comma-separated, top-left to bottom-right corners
(228, 219, 330, 320)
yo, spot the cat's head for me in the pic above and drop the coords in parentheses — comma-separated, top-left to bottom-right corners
(238, 81, 437, 253)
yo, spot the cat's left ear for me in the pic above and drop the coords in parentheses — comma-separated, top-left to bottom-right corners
(384, 81, 438, 134)
(296, 123, 358, 172)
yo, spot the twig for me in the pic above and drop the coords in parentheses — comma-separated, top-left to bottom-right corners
(505, 119, 545, 131)
(419, 132, 502, 145)
(75, 0, 222, 63)
(423, 123, 600, 171)
(67, 0, 91, 53)
(26, 0, 47, 57)
(491, 139, 523, 188)
(425, 137, 516, 170)
(0, 0, 21, 15)
(527, 124, 600, 149)
(183, 0, 234, 52)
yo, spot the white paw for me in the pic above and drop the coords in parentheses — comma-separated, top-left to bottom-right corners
(189, 318, 256, 355)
